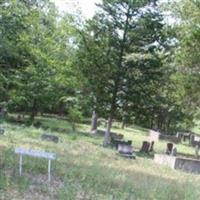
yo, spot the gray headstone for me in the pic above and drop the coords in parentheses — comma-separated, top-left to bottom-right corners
(0, 128, 5, 135)
(171, 147, 177, 156)
(41, 134, 59, 143)
(195, 145, 199, 159)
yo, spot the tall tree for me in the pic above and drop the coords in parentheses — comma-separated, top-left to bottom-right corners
(77, 0, 169, 145)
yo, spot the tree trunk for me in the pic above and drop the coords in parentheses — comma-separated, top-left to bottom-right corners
(72, 123, 76, 132)
(30, 100, 37, 121)
(103, 117, 112, 147)
(121, 121, 125, 129)
(91, 111, 98, 134)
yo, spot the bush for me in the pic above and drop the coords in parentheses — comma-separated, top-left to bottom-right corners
(68, 107, 83, 132)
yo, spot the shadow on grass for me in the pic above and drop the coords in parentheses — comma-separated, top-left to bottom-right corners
(135, 151, 154, 159)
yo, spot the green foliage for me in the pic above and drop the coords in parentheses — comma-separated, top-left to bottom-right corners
(68, 106, 83, 132)
(0, 0, 78, 119)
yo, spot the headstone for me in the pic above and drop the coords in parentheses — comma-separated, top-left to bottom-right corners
(118, 144, 133, 155)
(41, 134, 59, 143)
(189, 134, 195, 146)
(195, 145, 199, 159)
(176, 132, 182, 142)
(140, 141, 150, 153)
(111, 133, 124, 140)
(112, 139, 132, 148)
(118, 144, 135, 159)
(149, 141, 154, 152)
(165, 143, 173, 155)
(171, 147, 177, 156)
(0, 128, 5, 135)
(183, 133, 190, 142)
(149, 130, 160, 141)
(0, 108, 6, 118)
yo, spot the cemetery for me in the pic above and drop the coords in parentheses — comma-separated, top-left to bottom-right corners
(1, 0, 200, 199)
(1, 115, 200, 199)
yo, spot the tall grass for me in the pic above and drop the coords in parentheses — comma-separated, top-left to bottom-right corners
(0, 118, 200, 199)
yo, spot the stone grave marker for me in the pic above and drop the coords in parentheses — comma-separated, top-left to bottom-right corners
(0, 128, 5, 135)
(41, 134, 59, 143)
(195, 145, 199, 159)
(140, 141, 150, 153)
(171, 147, 177, 156)
(189, 134, 195, 146)
(149, 141, 154, 152)
(183, 132, 191, 142)
(118, 143, 135, 159)
(165, 143, 173, 155)
(176, 132, 183, 142)
(112, 139, 132, 149)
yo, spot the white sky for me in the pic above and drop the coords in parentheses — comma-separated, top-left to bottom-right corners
(52, 0, 176, 25)
(52, 0, 102, 18)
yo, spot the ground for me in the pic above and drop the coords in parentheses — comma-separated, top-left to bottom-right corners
(0, 115, 200, 200)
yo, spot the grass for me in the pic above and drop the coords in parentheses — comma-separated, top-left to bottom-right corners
(0, 115, 200, 199)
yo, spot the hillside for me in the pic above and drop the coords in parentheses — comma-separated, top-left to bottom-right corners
(0, 116, 200, 200)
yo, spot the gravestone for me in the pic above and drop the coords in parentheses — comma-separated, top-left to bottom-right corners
(111, 133, 124, 140)
(140, 141, 150, 153)
(183, 133, 190, 142)
(171, 147, 177, 156)
(149, 130, 160, 141)
(0, 128, 5, 135)
(195, 145, 199, 159)
(166, 143, 173, 155)
(118, 144, 135, 159)
(189, 134, 195, 146)
(149, 141, 154, 152)
(41, 134, 59, 143)
(111, 139, 132, 149)
(176, 132, 183, 142)
(118, 144, 133, 155)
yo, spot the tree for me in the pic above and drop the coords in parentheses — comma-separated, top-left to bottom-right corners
(77, 0, 170, 145)
(0, 0, 78, 120)
(162, 0, 200, 129)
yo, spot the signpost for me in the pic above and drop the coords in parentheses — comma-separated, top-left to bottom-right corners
(15, 147, 56, 182)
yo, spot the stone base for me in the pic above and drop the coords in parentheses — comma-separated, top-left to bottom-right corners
(118, 153, 136, 159)
(154, 154, 200, 174)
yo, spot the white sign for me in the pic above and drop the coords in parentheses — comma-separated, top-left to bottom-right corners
(15, 147, 56, 160)
(15, 147, 56, 182)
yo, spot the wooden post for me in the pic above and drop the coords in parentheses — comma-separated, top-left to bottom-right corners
(48, 159, 51, 182)
(19, 154, 23, 176)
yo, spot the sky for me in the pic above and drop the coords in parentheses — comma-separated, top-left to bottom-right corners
(52, 0, 102, 18)
(52, 0, 176, 25)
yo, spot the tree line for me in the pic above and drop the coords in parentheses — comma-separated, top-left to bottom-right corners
(0, 0, 199, 145)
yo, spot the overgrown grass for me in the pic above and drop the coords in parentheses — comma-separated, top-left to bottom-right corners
(0, 116, 200, 199)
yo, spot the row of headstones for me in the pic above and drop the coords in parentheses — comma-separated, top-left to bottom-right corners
(140, 141, 177, 156)
(112, 138, 157, 159)
(165, 142, 200, 159)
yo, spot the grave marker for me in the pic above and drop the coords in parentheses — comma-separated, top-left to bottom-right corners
(140, 141, 150, 153)
(0, 128, 5, 135)
(41, 134, 59, 143)
(165, 143, 173, 155)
